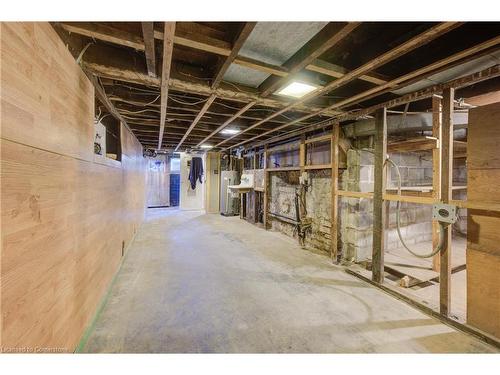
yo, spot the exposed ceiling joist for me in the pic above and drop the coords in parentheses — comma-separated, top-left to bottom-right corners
(324, 35, 500, 112)
(85, 72, 130, 130)
(158, 22, 176, 149)
(59, 22, 386, 88)
(217, 22, 462, 148)
(336, 64, 500, 123)
(141, 22, 156, 77)
(175, 94, 217, 151)
(197, 101, 256, 147)
(306, 59, 389, 85)
(212, 22, 257, 89)
(259, 22, 361, 97)
(60, 22, 144, 50)
(238, 64, 500, 151)
(80, 55, 339, 116)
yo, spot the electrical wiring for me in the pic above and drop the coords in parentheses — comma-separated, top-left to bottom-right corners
(144, 95, 161, 106)
(112, 83, 160, 94)
(76, 42, 93, 64)
(353, 146, 446, 259)
(386, 156, 445, 258)
(168, 95, 209, 106)
(118, 108, 160, 115)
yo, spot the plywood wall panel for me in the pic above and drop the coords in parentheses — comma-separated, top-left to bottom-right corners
(1, 22, 94, 161)
(467, 248, 500, 338)
(468, 101, 500, 170)
(467, 101, 500, 340)
(1, 22, 147, 352)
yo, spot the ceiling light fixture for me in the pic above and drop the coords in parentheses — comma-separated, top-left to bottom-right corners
(276, 81, 318, 98)
(221, 128, 240, 135)
(200, 144, 213, 149)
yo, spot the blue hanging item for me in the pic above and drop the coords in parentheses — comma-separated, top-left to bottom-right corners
(188, 157, 204, 190)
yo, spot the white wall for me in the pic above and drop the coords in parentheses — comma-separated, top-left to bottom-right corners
(180, 152, 206, 210)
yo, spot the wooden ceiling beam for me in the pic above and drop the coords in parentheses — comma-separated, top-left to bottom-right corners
(306, 59, 389, 85)
(217, 22, 462, 148)
(158, 22, 176, 149)
(317, 36, 500, 114)
(259, 22, 361, 97)
(59, 22, 384, 87)
(196, 101, 256, 147)
(81, 54, 337, 115)
(211, 22, 256, 89)
(243, 64, 500, 150)
(175, 94, 217, 151)
(141, 22, 156, 77)
(60, 22, 145, 50)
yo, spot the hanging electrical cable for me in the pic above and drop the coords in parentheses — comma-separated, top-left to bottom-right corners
(386, 157, 446, 258)
(353, 147, 448, 259)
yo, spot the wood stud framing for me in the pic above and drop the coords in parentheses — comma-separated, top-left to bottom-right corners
(330, 123, 340, 263)
(440, 87, 454, 317)
(372, 108, 388, 284)
(432, 95, 442, 272)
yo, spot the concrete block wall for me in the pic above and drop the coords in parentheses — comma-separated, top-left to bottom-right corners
(341, 149, 436, 262)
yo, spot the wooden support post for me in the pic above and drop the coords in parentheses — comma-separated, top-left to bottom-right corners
(331, 122, 340, 263)
(432, 95, 442, 272)
(253, 147, 258, 223)
(240, 193, 245, 219)
(372, 108, 388, 283)
(263, 144, 269, 229)
(440, 87, 454, 316)
(299, 134, 306, 171)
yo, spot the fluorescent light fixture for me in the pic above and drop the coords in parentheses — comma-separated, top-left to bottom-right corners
(221, 128, 240, 135)
(200, 144, 213, 149)
(276, 81, 318, 98)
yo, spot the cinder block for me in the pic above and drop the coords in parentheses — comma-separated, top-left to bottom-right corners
(354, 245, 372, 262)
(359, 165, 374, 182)
(359, 151, 374, 166)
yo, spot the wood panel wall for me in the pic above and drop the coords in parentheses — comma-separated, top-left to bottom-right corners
(467, 101, 500, 339)
(1, 22, 147, 352)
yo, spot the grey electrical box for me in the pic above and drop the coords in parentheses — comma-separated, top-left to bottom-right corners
(432, 203, 458, 224)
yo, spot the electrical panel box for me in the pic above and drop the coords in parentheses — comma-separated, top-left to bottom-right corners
(94, 121, 106, 156)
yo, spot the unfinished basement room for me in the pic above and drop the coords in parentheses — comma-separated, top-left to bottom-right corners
(2, 3, 500, 367)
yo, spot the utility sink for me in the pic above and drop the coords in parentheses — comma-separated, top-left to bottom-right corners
(228, 173, 254, 193)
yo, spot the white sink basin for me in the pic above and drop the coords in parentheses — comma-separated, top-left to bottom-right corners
(228, 173, 254, 193)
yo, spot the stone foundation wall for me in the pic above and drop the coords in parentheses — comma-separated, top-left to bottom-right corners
(268, 169, 339, 254)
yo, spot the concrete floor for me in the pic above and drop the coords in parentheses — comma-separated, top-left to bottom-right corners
(385, 237, 467, 322)
(82, 208, 497, 353)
